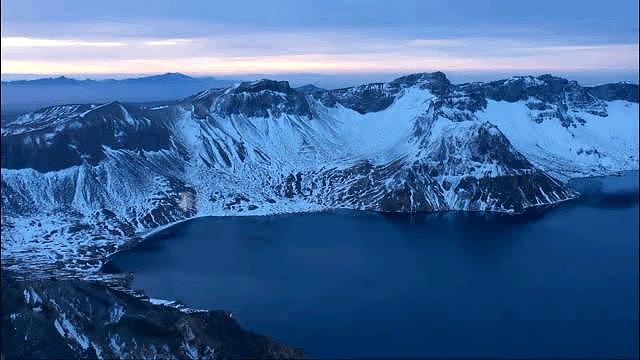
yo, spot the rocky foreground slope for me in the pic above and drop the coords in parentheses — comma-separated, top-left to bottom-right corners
(1, 71, 638, 358)
(1, 270, 302, 359)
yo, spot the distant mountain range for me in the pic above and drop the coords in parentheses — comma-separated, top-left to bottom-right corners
(295, 84, 327, 93)
(1, 73, 237, 119)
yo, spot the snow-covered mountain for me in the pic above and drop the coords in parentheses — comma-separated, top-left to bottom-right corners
(1, 71, 638, 276)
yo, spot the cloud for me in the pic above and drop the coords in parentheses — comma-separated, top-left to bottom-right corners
(510, 44, 639, 52)
(2, 37, 125, 48)
(2, 46, 637, 76)
(405, 39, 463, 47)
(1, 31, 638, 76)
(145, 39, 193, 46)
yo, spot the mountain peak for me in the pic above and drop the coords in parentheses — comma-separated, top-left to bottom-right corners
(136, 72, 196, 82)
(296, 84, 326, 93)
(161, 72, 190, 78)
(234, 79, 294, 94)
(390, 71, 450, 88)
(27, 76, 82, 85)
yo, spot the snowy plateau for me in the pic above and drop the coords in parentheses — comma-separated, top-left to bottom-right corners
(1, 71, 638, 277)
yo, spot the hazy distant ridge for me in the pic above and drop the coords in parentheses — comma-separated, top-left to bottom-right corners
(1, 73, 237, 118)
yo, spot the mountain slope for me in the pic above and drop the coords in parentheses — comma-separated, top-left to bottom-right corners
(1, 270, 303, 359)
(1, 72, 638, 277)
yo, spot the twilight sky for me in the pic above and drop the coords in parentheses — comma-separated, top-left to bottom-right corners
(1, 0, 638, 84)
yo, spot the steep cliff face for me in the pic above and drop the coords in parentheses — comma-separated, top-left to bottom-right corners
(1, 271, 303, 360)
(1, 72, 637, 277)
(1, 102, 175, 172)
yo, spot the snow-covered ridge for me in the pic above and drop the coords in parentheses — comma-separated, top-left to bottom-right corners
(1, 71, 638, 276)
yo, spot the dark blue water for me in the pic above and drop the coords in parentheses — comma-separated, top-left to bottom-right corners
(108, 172, 639, 358)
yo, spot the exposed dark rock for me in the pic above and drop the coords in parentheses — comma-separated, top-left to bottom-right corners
(453, 171, 573, 212)
(1, 270, 303, 360)
(587, 83, 639, 103)
(214, 80, 312, 118)
(327, 83, 395, 114)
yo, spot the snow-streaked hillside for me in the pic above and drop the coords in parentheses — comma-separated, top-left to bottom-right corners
(479, 99, 638, 179)
(1, 72, 638, 276)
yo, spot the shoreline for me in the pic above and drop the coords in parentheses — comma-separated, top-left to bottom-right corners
(135, 169, 637, 237)
(101, 170, 640, 295)
(5, 169, 638, 281)
(3, 170, 638, 280)
(104, 168, 639, 275)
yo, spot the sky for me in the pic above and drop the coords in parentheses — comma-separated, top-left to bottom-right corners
(1, 0, 639, 85)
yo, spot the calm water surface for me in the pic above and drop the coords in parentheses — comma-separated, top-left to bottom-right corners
(107, 172, 639, 358)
